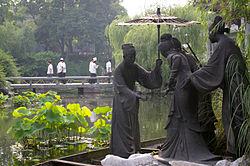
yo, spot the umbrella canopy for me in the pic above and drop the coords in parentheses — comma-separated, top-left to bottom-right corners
(116, 8, 200, 58)
(116, 14, 200, 26)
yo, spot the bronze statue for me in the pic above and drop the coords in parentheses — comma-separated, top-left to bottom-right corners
(172, 37, 217, 150)
(183, 16, 248, 156)
(158, 34, 218, 162)
(110, 43, 162, 158)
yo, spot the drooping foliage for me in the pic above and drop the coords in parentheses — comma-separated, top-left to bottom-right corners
(108, 6, 208, 83)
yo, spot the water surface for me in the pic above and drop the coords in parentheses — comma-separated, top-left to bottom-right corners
(0, 93, 171, 165)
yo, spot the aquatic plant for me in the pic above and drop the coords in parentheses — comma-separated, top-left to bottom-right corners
(225, 55, 249, 157)
(88, 106, 112, 147)
(211, 89, 226, 154)
(11, 91, 59, 108)
(0, 92, 8, 106)
(8, 91, 113, 152)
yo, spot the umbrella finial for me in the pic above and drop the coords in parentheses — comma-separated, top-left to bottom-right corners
(157, 8, 161, 16)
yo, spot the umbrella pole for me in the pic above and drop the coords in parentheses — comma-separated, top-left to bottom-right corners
(157, 25, 160, 59)
(157, 8, 161, 59)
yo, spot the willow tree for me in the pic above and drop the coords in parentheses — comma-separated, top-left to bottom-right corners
(106, 15, 131, 65)
(108, 5, 208, 83)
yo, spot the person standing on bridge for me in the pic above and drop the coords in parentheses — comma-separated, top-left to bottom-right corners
(47, 60, 53, 77)
(88, 57, 99, 84)
(106, 59, 112, 83)
(57, 58, 66, 84)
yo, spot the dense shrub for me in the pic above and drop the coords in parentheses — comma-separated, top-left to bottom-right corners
(19, 51, 61, 77)
(0, 49, 19, 77)
(0, 65, 6, 88)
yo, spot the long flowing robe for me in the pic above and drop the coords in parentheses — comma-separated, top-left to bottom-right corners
(189, 35, 248, 154)
(159, 51, 218, 162)
(185, 52, 217, 148)
(110, 61, 162, 158)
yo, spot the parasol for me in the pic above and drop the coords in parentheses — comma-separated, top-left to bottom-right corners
(117, 8, 200, 58)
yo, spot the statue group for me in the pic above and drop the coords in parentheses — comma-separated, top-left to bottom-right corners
(110, 16, 248, 164)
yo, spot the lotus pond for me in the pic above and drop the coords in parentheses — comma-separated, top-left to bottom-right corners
(0, 91, 170, 166)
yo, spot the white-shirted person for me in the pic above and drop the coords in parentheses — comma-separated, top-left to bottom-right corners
(89, 57, 99, 84)
(47, 60, 53, 77)
(57, 58, 66, 83)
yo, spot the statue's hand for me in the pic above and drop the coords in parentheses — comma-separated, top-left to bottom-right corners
(139, 94, 147, 101)
(156, 59, 162, 67)
(136, 93, 147, 101)
(163, 88, 170, 97)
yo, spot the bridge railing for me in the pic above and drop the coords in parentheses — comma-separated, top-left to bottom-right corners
(7, 76, 113, 86)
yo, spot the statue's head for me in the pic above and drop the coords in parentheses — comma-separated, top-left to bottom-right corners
(158, 33, 174, 58)
(122, 43, 136, 65)
(172, 37, 181, 51)
(209, 16, 229, 43)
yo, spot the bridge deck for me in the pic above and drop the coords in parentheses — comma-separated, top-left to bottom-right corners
(9, 83, 113, 89)
(7, 76, 114, 94)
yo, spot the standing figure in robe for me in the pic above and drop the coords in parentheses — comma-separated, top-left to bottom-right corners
(171, 37, 217, 150)
(184, 16, 248, 157)
(110, 43, 162, 158)
(158, 34, 218, 163)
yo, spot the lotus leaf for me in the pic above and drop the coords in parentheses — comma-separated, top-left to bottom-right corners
(21, 120, 33, 130)
(81, 106, 92, 117)
(67, 104, 81, 116)
(44, 128, 56, 135)
(76, 113, 88, 127)
(68, 122, 78, 132)
(13, 107, 31, 117)
(93, 106, 112, 114)
(99, 127, 109, 134)
(40, 96, 54, 104)
(57, 105, 67, 115)
(45, 109, 61, 123)
(54, 95, 61, 100)
(78, 126, 86, 134)
(48, 91, 57, 96)
(13, 129, 25, 140)
(63, 114, 75, 124)
(45, 102, 53, 110)
(88, 126, 96, 135)
(35, 137, 45, 142)
(94, 119, 106, 128)
(32, 122, 46, 131)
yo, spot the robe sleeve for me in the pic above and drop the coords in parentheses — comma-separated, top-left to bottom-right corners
(190, 45, 226, 93)
(167, 55, 181, 91)
(136, 63, 162, 89)
(113, 66, 138, 113)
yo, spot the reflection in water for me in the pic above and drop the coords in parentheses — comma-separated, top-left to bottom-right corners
(90, 111, 98, 123)
(139, 95, 171, 140)
(0, 114, 18, 166)
(0, 93, 171, 165)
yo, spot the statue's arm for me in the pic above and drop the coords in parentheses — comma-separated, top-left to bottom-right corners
(136, 59, 162, 89)
(167, 56, 181, 91)
(114, 67, 143, 100)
